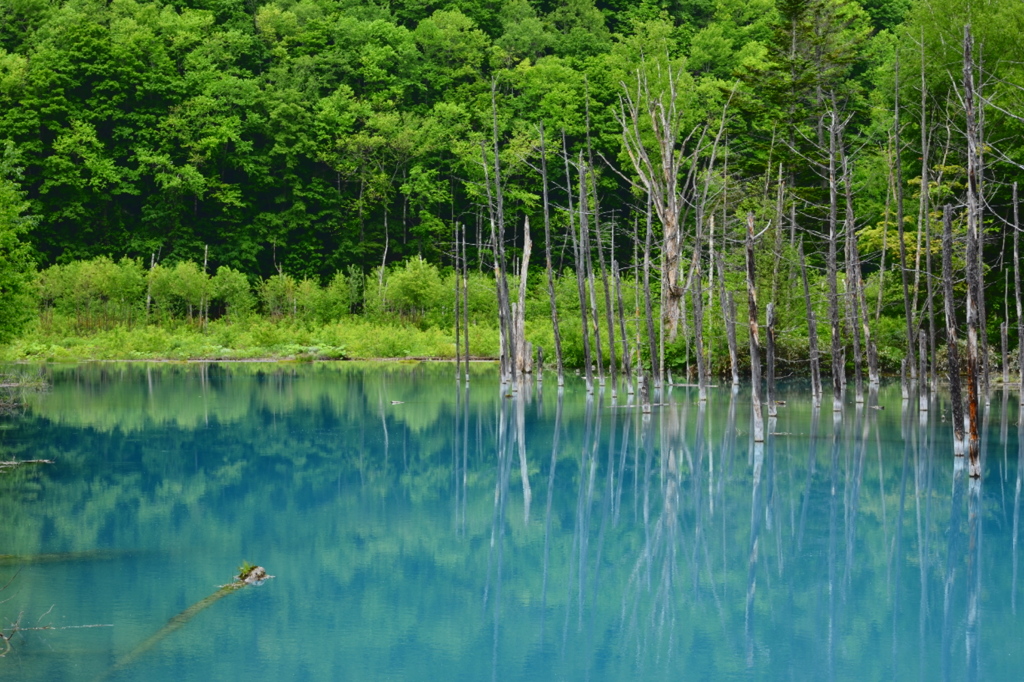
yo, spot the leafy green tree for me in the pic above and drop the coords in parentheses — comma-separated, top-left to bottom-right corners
(0, 140, 34, 343)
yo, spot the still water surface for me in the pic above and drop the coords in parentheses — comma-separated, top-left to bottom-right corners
(1, 363, 1022, 681)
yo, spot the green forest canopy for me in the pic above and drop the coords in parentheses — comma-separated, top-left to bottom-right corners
(0, 0, 1022, 330)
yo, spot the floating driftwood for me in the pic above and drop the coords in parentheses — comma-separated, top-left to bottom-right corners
(97, 564, 273, 681)
(0, 459, 54, 473)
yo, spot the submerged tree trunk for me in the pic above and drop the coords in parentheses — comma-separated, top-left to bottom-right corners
(747, 213, 764, 443)
(462, 224, 470, 381)
(454, 222, 462, 382)
(894, 51, 917, 381)
(718, 252, 739, 389)
(827, 112, 843, 413)
(842, 147, 864, 404)
(613, 259, 633, 392)
(580, 158, 604, 387)
(767, 302, 777, 418)
(943, 205, 966, 457)
(514, 221, 532, 377)
(963, 25, 982, 478)
(538, 123, 563, 385)
(693, 252, 708, 402)
(563, 136, 593, 392)
(799, 241, 822, 405)
(1014, 182, 1023, 403)
(643, 197, 659, 387)
(919, 330, 929, 412)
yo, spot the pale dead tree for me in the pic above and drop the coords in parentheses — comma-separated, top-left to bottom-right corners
(617, 56, 708, 343)
(963, 25, 983, 478)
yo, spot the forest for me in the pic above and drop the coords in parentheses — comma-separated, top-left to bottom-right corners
(0, 0, 1023, 383)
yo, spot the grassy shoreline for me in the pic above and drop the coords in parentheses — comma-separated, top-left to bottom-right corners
(0, 317, 505, 364)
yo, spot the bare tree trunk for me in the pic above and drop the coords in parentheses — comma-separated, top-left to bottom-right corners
(919, 330, 929, 412)
(1001, 321, 1009, 386)
(580, 160, 604, 387)
(613, 259, 633, 392)
(799, 241, 822, 404)
(943, 204, 966, 456)
(563, 136, 593, 392)
(514, 220, 532, 376)
(827, 111, 843, 413)
(767, 302, 777, 417)
(854, 228, 879, 386)
(963, 25, 983, 478)
(841, 144, 864, 404)
(585, 122, 618, 396)
(747, 213, 765, 442)
(920, 38, 936, 388)
(1014, 182, 1023, 403)
(689, 209, 707, 400)
(147, 251, 154, 315)
(901, 358, 909, 402)
(718, 252, 739, 389)
(894, 52, 917, 380)
(643, 197, 659, 386)
(462, 222, 470, 381)
(481, 120, 515, 384)
(876, 142, 893, 322)
(693, 272, 708, 401)
(976, 59, 991, 402)
(454, 222, 462, 382)
(538, 123, 563, 385)
(618, 62, 698, 343)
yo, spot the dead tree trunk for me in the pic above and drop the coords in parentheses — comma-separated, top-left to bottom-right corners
(586, 163, 618, 396)
(580, 158, 604, 387)
(643, 197, 659, 386)
(538, 123, 564, 385)
(691, 228, 708, 401)
(1014, 182, 1023, 403)
(827, 111, 843, 413)
(943, 204, 966, 456)
(514, 221, 532, 376)
(921, 36, 936, 389)
(894, 52, 917, 381)
(854, 235, 880, 387)
(563, 136, 593, 392)
(462, 222, 470, 381)
(919, 329, 929, 411)
(455, 222, 462, 382)
(799, 241, 822, 404)
(767, 302, 777, 418)
(618, 62, 701, 342)
(718, 252, 739, 389)
(613, 259, 633, 392)
(841, 145, 864, 404)
(963, 25, 982, 478)
(483, 83, 516, 385)
(747, 213, 765, 442)
(1002, 321, 1009, 387)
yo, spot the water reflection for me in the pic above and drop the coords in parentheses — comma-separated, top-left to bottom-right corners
(0, 364, 1022, 681)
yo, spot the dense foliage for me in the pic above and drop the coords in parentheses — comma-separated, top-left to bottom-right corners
(0, 0, 1022, 365)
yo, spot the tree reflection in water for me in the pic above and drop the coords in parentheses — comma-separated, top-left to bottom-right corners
(1, 364, 1021, 681)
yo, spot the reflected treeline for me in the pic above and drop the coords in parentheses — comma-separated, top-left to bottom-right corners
(2, 365, 1024, 680)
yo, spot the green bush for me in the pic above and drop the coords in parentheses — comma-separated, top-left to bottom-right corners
(260, 273, 298, 318)
(211, 266, 255, 321)
(149, 261, 210, 322)
(38, 256, 145, 329)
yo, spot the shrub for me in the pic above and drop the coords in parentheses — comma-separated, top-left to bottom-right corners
(211, 266, 254, 321)
(260, 273, 298, 318)
(149, 261, 210, 322)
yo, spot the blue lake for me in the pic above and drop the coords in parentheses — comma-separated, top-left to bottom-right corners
(0, 363, 1021, 681)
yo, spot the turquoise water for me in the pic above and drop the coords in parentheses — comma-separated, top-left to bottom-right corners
(0, 363, 1021, 681)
